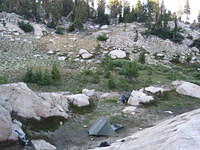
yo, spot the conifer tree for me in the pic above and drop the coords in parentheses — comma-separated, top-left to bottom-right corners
(96, 0, 109, 25)
(184, 0, 191, 22)
(108, 0, 122, 18)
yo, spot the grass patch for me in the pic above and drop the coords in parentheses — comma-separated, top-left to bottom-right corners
(0, 75, 8, 84)
(141, 90, 200, 114)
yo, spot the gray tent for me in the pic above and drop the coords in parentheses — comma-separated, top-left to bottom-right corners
(88, 117, 115, 136)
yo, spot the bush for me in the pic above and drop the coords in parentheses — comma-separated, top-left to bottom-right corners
(186, 54, 192, 63)
(23, 67, 52, 85)
(121, 61, 139, 80)
(145, 26, 184, 44)
(97, 34, 109, 41)
(80, 69, 100, 84)
(51, 63, 61, 80)
(18, 21, 34, 32)
(94, 43, 101, 55)
(23, 64, 61, 85)
(55, 27, 64, 35)
(67, 24, 75, 32)
(108, 76, 116, 89)
(47, 21, 57, 29)
(170, 54, 180, 64)
(138, 51, 146, 64)
(0, 75, 7, 84)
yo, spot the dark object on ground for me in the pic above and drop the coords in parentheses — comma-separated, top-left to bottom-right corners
(111, 124, 123, 132)
(190, 38, 200, 50)
(119, 93, 131, 104)
(88, 117, 115, 136)
(18, 21, 34, 32)
(99, 141, 110, 147)
(15, 130, 29, 147)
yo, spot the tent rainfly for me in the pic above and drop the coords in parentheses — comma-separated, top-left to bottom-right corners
(88, 117, 116, 136)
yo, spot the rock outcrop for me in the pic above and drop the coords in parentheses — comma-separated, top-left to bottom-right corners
(0, 82, 69, 119)
(128, 90, 154, 106)
(175, 81, 200, 99)
(92, 108, 200, 150)
(0, 105, 12, 142)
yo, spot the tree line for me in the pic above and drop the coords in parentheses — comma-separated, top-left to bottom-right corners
(0, 0, 199, 43)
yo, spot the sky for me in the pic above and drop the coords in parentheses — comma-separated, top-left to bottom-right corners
(96, 0, 200, 22)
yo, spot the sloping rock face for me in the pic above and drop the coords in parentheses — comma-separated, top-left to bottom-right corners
(175, 81, 200, 99)
(0, 105, 12, 142)
(0, 82, 69, 119)
(92, 108, 200, 150)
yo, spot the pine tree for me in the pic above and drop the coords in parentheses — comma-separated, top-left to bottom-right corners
(96, 0, 109, 25)
(198, 11, 200, 23)
(62, 0, 74, 17)
(72, 0, 90, 29)
(108, 0, 122, 18)
(135, 0, 142, 21)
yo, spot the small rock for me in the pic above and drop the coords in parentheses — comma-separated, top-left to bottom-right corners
(58, 56, 67, 61)
(32, 139, 56, 150)
(128, 90, 154, 106)
(164, 111, 173, 114)
(67, 94, 90, 107)
(109, 50, 126, 59)
(144, 86, 166, 94)
(101, 25, 108, 29)
(47, 50, 54, 55)
(122, 106, 136, 115)
(82, 89, 95, 97)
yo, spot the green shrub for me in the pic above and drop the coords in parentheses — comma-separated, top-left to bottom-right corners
(121, 61, 139, 80)
(42, 69, 53, 85)
(94, 43, 101, 55)
(79, 70, 100, 84)
(18, 21, 34, 32)
(47, 21, 57, 29)
(23, 64, 61, 85)
(108, 76, 116, 89)
(23, 67, 52, 85)
(51, 63, 61, 80)
(101, 56, 114, 72)
(55, 27, 64, 35)
(67, 24, 75, 32)
(170, 54, 180, 64)
(192, 72, 200, 80)
(0, 75, 7, 84)
(97, 34, 109, 41)
(138, 51, 146, 64)
(186, 54, 192, 63)
(81, 69, 94, 76)
(145, 26, 184, 44)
